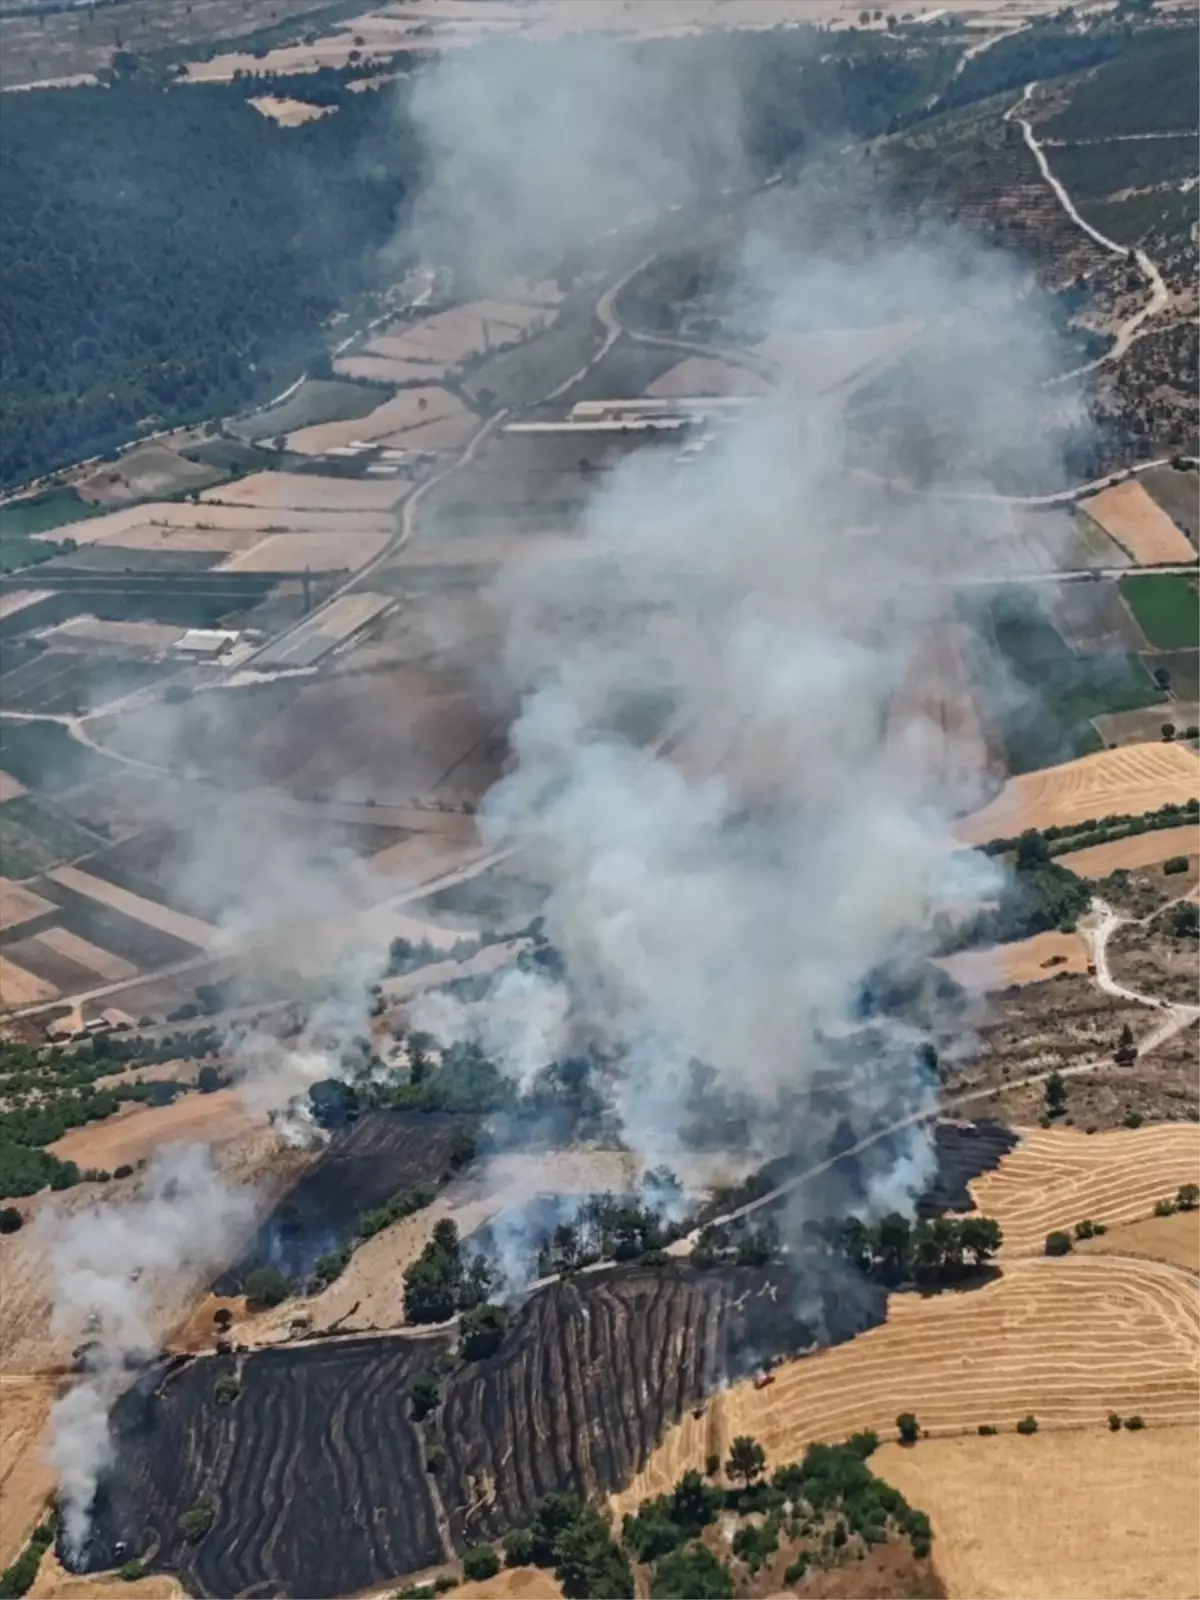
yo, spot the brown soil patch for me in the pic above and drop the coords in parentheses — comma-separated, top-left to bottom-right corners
(200, 471, 405, 512)
(1, 880, 56, 933)
(876, 1426, 1200, 1600)
(0, 771, 28, 803)
(1076, 1207, 1200, 1273)
(286, 386, 467, 455)
(56, 501, 391, 546)
(48, 1087, 255, 1171)
(46, 866, 217, 950)
(0, 1375, 56, 1568)
(29, 1549, 184, 1599)
(935, 929, 1090, 991)
(0, 955, 59, 1008)
(248, 94, 333, 126)
(968, 1124, 1200, 1255)
(1079, 481, 1195, 565)
(956, 743, 1200, 844)
(1059, 825, 1199, 878)
(36, 927, 139, 983)
(645, 357, 770, 397)
(613, 1256, 1199, 1513)
(454, 1570, 564, 1600)
(221, 527, 391, 573)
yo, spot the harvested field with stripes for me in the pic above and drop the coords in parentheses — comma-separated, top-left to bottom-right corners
(956, 742, 1200, 843)
(1076, 1208, 1200, 1274)
(0, 954, 58, 1006)
(877, 1427, 1200, 1600)
(614, 1254, 1200, 1512)
(968, 1125, 1200, 1256)
(285, 386, 469, 455)
(45, 865, 217, 950)
(221, 527, 390, 573)
(199, 471, 406, 513)
(48, 1088, 254, 1173)
(0, 1374, 56, 1569)
(935, 928, 1091, 991)
(1079, 481, 1196, 565)
(1057, 823, 1198, 878)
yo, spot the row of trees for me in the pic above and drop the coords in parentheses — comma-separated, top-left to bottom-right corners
(938, 830, 1093, 954)
(402, 1219, 496, 1326)
(977, 798, 1198, 860)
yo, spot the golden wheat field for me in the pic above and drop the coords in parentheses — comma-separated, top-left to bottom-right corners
(1058, 824, 1199, 878)
(969, 1125, 1200, 1255)
(1078, 481, 1195, 566)
(1075, 1207, 1200, 1274)
(613, 1255, 1199, 1514)
(877, 1427, 1200, 1600)
(0, 1376, 56, 1569)
(935, 928, 1091, 990)
(956, 743, 1200, 844)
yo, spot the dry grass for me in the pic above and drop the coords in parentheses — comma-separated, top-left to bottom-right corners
(0, 880, 56, 933)
(285, 386, 466, 455)
(0, 1375, 56, 1569)
(48, 1088, 255, 1171)
(46, 866, 218, 950)
(613, 1255, 1199, 1512)
(1058, 825, 1198, 878)
(221, 528, 391, 573)
(968, 1125, 1200, 1255)
(36, 928, 139, 984)
(54, 501, 392, 546)
(935, 929, 1091, 991)
(1075, 1208, 1200, 1274)
(199, 471, 406, 513)
(876, 1427, 1200, 1600)
(1079, 482, 1195, 565)
(956, 743, 1200, 844)
(455, 1572, 564, 1600)
(645, 357, 770, 397)
(30, 1550, 185, 1599)
(248, 95, 333, 126)
(0, 955, 58, 1008)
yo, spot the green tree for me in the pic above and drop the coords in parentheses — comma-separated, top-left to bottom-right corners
(503, 1527, 535, 1567)
(213, 1375, 240, 1405)
(410, 1370, 440, 1421)
(1044, 1070, 1067, 1117)
(650, 1543, 734, 1599)
(178, 1504, 214, 1541)
(1044, 1231, 1073, 1256)
(0, 1207, 22, 1234)
(725, 1435, 766, 1487)
(1176, 1183, 1199, 1210)
(896, 1412, 921, 1445)
(462, 1547, 500, 1582)
(1015, 1415, 1038, 1435)
(460, 1302, 508, 1360)
(244, 1266, 289, 1309)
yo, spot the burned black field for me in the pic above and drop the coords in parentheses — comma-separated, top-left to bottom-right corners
(82, 1261, 884, 1598)
(216, 1110, 475, 1290)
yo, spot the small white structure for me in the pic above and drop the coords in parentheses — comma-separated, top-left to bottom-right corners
(174, 628, 239, 658)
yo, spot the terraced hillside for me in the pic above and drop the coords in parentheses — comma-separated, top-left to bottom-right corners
(83, 1263, 884, 1597)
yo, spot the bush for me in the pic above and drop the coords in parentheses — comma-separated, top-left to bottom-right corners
(1154, 1197, 1177, 1217)
(1163, 856, 1189, 874)
(117, 1560, 147, 1581)
(650, 1542, 733, 1599)
(0, 1207, 22, 1234)
(1015, 1415, 1038, 1435)
(503, 1527, 535, 1567)
(410, 1370, 440, 1421)
(213, 1375, 240, 1405)
(462, 1546, 500, 1582)
(113, 1164, 133, 1180)
(244, 1266, 289, 1309)
(704, 1453, 721, 1477)
(459, 1301, 508, 1360)
(896, 1412, 921, 1445)
(784, 1553, 809, 1585)
(1044, 1231, 1073, 1256)
(1176, 1183, 1199, 1211)
(1108, 1412, 1122, 1431)
(1123, 1415, 1145, 1431)
(978, 1423, 998, 1436)
(1123, 1111, 1144, 1129)
(178, 1504, 214, 1541)
(425, 1444, 447, 1474)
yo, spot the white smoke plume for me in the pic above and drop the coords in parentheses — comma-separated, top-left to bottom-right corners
(45, 1144, 258, 1558)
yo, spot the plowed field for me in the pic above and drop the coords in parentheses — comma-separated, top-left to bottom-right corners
(199, 472, 405, 512)
(614, 1256, 1199, 1511)
(956, 742, 1200, 844)
(1058, 824, 1198, 878)
(968, 1125, 1200, 1255)
(876, 1427, 1200, 1600)
(1078, 481, 1195, 565)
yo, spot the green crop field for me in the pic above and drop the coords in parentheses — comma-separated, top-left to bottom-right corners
(0, 488, 104, 573)
(962, 585, 1166, 774)
(1120, 574, 1200, 650)
(0, 718, 118, 794)
(0, 793, 100, 878)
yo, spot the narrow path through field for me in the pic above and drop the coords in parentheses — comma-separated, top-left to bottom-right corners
(1006, 80, 1170, 379)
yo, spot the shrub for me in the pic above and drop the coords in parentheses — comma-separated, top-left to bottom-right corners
(425, 1444, 446, 1473)
(0, 1207, 22, 1234)
(1163, 856, 1189, 874)
(1123, 1111, 1144, 1129)
(977, 1423, 998, 1436)
(1161, 724, 1176, 741)
(1108, 1412, 1122, 1431)
(649, 1542, 733, 1599)
(213, 1375, 240, 1405)
(503, 1527, 534, 1567)
(459, 1301, 508, 1360)
(1176, 1183, 1199, 1210)
(704, 1452, 721, 1477)
(410, 1370, 440, 1421)
(244, 1266, 289, 1309)
(783, 1553, 809, 1585)
(178, 1504, 214, 1541)
(113, 1164, 133, 1180)
(896, 1412, 921, 1445)
(1044, 1231, 1073, 1256)
(117, 1560, 147, 1581)
(1124, 1415, 1145, 1431)
(462, 1546, 500, 1582)
(1015, 1415, 1038, 1435)
(1155, 1197, 1178, 1216)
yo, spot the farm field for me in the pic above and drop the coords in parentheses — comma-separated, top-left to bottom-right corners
(0, 879, 55, 933)
(1076, 1208, 1200, 1274)
(0, 954, 57, 1007)
(1079, 482, 1195, 565)
(285, 386, 470, 454)
(935, 928, 1091, 991)
(0, 1375, 56, 1570)
(886, 619, 1001, 808)
(0, 488, 105, 543)
(644, 356, 770, 396)
(1093, 701, 1200, 744)
(955, 741, 1200, 844)
(0, 652, 169, 718)
(1120, 573, 1200, 649)
(1045, 579, 1147, 654)
(75, 443, 222, 506)
(335, 299, 554, 390)
(967, 1124, 1200, 1256)
(48, 1088, 252, 1173)
(248, 94, 333, 126)
(754, 316, 922, 397)
(1148, 648, 1200, 702)
(223, 527, 391, 573)
(616, 1255, 1200, 1511)
(1057, 823, 1199, 878)
(199, 471, 406, 513)
(877, 1427, 1200, 1600)
(1141, 464, 1200, 544)
(0, 794, 103, 880)
(226, 378, 384, 444)
(38, 501, 393, 546)
(45, 865, 218, 950)
(0, 772, 26, 803)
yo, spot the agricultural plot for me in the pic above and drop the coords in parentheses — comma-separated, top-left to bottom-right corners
(221, 528, 390, 574)
(644, 355, 770, 397)
(285, 386, 469, 455)
(43, 501, 393, 545)
(219, 1110, 475, 1290)
(26, 877, 205, 973)
(0, 955, 57, 1007)
(199, 471, 406, 513)
(754, 317, 922, 398)
(0, 651, 168, 716)
(459, 310, 602, 411)
(39, 617, 186, 656)
(86, 1261, 882, 1598)
(1057, 822, 1198, 878)
(1077, 1208, 1200, 1275)
(250, 591, 393, 668)
(962, 585, 1163, 773)
(878, 1427, 1200, 1600)
(968, 1124, 1200, 1256)
(0, 933, 112, 996)
(0, 879, 55, 934)
(46, 865, 218, 950)
(0, 488, 105, 541)
(0, 795, 102, 880)
(1141, 465, 1200, 544)
(936, 929, 1091, 992)
(1045, 579, 1148, 655)
(618, 1255, 1199, 1513)
(1120, 573, 1200, 649)
(1146, 648, 1200, 702)
(76, 443, 223, 506)
(0, 1374, 56, 1570)
(1079, 482, 1195, 566)
(1093, 702, 1200, 745)
(956, 741, 1200, 844)
(228, 379, 384, 444)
